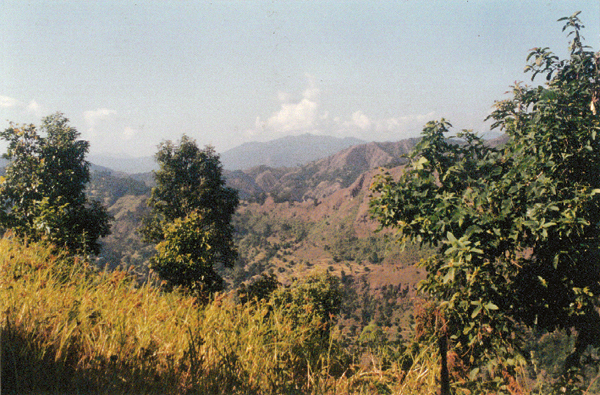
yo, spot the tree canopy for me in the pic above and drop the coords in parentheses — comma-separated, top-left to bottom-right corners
(140, 135, 239, 296)
(370, 12, 600, 390)
(0, 113, 111, 255)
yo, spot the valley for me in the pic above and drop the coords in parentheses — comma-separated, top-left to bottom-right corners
(89, 135, 431, 342)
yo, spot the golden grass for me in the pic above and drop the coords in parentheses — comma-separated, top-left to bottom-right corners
(1, 234, 451, 394)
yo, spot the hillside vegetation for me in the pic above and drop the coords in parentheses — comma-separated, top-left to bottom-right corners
(90, 146, 431, 341)
(2, 14, 598, 393)
(1, 235, 449, 394)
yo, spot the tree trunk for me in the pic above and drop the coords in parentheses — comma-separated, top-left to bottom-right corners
(439, 334, 451, 395)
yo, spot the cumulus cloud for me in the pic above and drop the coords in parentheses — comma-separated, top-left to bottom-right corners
(332, 110, 436, 141)
(83, 108, 117, 137)
(263, 75, 321, 133)
(26, 100, 46, 117)
(84, 108, 117, 124)
(0, 95, 46, 117)
(374, 112, 435, 134)
(245, 75, 435, 145)
(349, 111, 371, 130)
(0, 95, 22, 108)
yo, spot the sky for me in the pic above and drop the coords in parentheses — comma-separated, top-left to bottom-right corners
(1, 1, 598, 158)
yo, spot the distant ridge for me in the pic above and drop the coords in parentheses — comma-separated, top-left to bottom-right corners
(220, 133, 365, 170)
(225, 138, 421, 201)
(85, 134, 364, 174)
(88, 154, 157, 174)
(225, 134, 507, 202)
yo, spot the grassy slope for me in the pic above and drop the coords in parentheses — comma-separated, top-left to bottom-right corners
(0, 235, 451, 394)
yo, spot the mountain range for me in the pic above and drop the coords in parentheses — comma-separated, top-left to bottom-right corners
(219, 134, 365, 170)
(87, 134, 366, 174)
(224, 138, 421, 201)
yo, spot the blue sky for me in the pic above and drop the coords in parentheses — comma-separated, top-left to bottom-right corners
(1, 1, 598, 157)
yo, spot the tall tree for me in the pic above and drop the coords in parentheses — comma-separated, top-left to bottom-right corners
(0, 113, 111, 254)
(140, 135, 238, 296)
(370, 12, 599, 391)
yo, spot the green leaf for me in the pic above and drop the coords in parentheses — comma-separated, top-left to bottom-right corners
(443, 267, 456, 284)
(414, 156, 429, 170)
(447, 231, 457, 243)
(471, 304, 482, 318)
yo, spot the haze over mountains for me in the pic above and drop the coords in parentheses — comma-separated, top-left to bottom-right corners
(88, 134, 366, 174)
(224, 139, 420, 201)
(219, 134, 365, 170)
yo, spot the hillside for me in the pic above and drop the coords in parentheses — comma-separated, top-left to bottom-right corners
(225, 138, 420, 201)
(91, 134, 512, 338)
(90, 137, 432, 341)
(4, 132, 571, 393)
(220, 133, 365, 170)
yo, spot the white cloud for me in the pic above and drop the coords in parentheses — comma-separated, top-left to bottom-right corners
(331, 110, 436, 141)
(277, 91, 291, 102)
(374, 111, 435, 134)
(84, 108, 117, 124)
(83, 108, 117, 137)
(245, 76, 435, 145)
(0, 95, 22, 108)
(349, 111, 371, 130)
(123, 126, 137, 140)
(26, 100, 45, 117)
(0, 95, 47, 120)
(265, 75, 321, 133)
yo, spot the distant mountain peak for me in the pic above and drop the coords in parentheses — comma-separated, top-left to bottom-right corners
(220, 134, 366, 170)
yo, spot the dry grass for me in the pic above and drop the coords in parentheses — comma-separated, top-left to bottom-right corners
(0, 234, 458, 394)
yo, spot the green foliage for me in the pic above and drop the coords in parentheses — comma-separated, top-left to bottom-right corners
(237, 272, 280, 304)
(140, 135, 239, 296)
(370, 12, 600, 391)
(0, 113, 111, 254)
(271, 272, 344, 336)
(152, 211, 224, 296)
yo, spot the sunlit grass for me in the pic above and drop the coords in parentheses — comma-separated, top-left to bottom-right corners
(0, 234, 453, 394)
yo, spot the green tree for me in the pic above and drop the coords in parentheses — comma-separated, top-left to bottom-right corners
(140, 135, 238, 295)
(370, 12, 599, 390)
(271, 272, 343, 336)
(0, 113, 111, 254)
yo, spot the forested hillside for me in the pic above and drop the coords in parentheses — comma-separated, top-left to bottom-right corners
(82, 133, 517, 345)
(85, 137, 432, 341)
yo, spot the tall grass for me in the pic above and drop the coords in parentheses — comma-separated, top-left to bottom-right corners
(1, 235, 448, 394)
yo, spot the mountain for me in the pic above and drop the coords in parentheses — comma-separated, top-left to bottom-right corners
(220, 134, 365, 170)
(88, 154, 157, 174)
(86, 134, 365, 174)
(93, 145, 424, 340)
(224, 138, 420, 201)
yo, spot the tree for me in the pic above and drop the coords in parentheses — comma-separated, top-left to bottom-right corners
(370, 12, 599, 390)
(0, 113, 111, 254)
(271, 272, 343, 336)
(140, 135, 239, 296)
